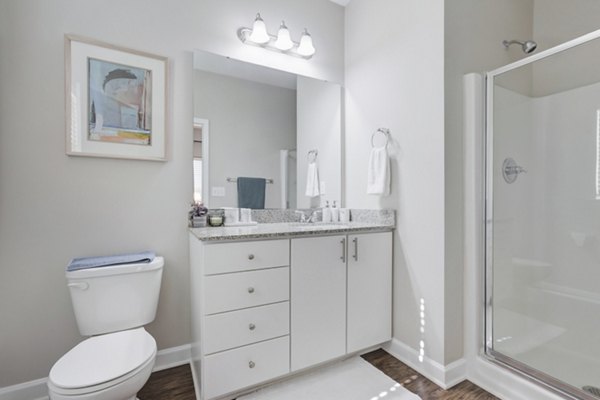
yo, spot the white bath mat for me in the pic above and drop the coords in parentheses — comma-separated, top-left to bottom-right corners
(238, 356, 421, 400)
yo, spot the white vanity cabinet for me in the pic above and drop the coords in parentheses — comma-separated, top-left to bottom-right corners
(190, 229, 392, 399)
(190, 237, 291, 400)
(290, 231, 393, 371)
(346, 232, 393, 353)
(290, 235, 348, 371)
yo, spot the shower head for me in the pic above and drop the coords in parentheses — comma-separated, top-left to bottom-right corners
(503, 39, 537, 54)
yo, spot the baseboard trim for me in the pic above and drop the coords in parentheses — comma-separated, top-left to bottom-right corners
(0, 377, 49, 400)
(383, 338, 467, 390)
(154, 343, 192, 372)
(467, 356, 567, 400)
(0, 343, 192, 400)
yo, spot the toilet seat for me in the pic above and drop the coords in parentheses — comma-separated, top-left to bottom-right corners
(48, 327, 156, 395)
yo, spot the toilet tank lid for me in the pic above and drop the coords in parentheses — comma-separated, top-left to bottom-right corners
(49, 327, 156, 389)
(66, 256, 164, 279)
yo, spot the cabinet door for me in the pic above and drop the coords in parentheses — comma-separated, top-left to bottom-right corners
(347, 231, 392, 353)
(291, 235, 347, 371)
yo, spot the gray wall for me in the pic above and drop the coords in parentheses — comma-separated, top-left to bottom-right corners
(296, 76, 342, 209)
(0, 0, 344, 387)
(345, 0, 447, 364)
(444, 0, 534, 364)
(194, 70, 296, 209)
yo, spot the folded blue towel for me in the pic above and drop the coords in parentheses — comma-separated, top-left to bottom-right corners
(67, 251, 155, 272)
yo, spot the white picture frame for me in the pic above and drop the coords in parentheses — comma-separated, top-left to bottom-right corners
(65, 35, 168, 161)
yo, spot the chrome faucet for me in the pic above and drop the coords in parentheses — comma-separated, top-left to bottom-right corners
(295, 210, 321, 223)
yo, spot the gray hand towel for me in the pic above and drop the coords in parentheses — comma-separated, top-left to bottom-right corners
(237, 177, 266, 209)
(67, 251, 155, 272)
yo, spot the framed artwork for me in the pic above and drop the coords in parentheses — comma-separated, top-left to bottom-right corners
(65, 35, 168, 161)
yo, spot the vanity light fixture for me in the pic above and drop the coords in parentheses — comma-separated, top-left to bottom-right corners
(238, 13, 316, 59)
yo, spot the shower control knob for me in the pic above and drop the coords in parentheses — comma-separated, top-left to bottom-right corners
(249, 323, 256, 331)
(249, 361, 256, 369)
(248, 254, 255, 260)
(502, 157, 527, 184)
(247, 287, 255, 294)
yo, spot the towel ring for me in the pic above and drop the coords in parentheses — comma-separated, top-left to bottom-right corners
(371, 128, 390, 148)
(307, 149, 318, 163)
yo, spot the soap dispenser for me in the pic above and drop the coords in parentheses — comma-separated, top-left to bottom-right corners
(330, 200, 339, 222)
(322, 200, 332, 223)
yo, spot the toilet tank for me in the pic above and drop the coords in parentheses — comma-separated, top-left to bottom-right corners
(66, 257, 164, 336)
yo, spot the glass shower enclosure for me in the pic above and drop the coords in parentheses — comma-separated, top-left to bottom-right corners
(485, 30, 600, 400)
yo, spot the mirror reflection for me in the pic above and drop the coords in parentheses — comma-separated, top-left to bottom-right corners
(193, 50, 342, 210)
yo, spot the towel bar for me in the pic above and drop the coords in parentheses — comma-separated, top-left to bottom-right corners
(227, 177, 274, 184)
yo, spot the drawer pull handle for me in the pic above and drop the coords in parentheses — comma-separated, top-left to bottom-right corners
(248, 254, 255, 260)
(249, 323, 256, 331)
(249, 361, 256, 369)
(248, 287, 255, 294)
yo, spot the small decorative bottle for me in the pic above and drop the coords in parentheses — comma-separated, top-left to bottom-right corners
(330, 200, 339, 222)
(322, 200, 332, 223)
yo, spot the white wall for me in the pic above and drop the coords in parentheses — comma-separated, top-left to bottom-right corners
(531, 1, 600, 98)
(345, 0, 446, 364)
(535, 83, 600, 294)
(444, 0, 534, 364)
(296, 76, 342, 209)
(194, 70, 296, 209)
(533, 0, 600, 52)
(0, 0, 344, 387)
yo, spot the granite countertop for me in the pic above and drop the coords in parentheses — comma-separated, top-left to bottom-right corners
(190, 221, 394, 242)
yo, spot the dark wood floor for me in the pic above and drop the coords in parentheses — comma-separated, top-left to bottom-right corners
(362, 349, 499, 400)
(138, 364, 196, 400)
(139, 349, 498, 400)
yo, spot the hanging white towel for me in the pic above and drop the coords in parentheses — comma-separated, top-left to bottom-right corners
(367, 147, 390, 195)
(305, 161, 320, 197)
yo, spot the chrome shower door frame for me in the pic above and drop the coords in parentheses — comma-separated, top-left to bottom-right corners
(484, 28, 600, 400)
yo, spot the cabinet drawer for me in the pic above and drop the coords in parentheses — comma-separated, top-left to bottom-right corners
(204, 302, 289, 354)
(203, 336, 290, 399)
(204, 267, 289, 314)
(204, 239, 289, 275)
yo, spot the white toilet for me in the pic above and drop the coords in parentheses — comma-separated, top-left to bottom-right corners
(48, 257, 164, 400)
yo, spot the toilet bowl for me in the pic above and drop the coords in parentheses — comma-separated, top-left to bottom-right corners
(48, 327, 156, 400)
(48, 256, 164, 400)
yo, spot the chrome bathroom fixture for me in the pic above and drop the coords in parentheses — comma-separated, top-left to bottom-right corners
(371, 127, 391, 148)
(502, 157, 527, 183)
(503, 39, 537, 54)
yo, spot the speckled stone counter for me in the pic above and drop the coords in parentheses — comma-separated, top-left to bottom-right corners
(190, 209, 395, 242)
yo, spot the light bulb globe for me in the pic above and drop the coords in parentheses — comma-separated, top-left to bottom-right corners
(297, 29, 315, 57)
(274, 22, 294, 51)
(249, 13, 270, 44)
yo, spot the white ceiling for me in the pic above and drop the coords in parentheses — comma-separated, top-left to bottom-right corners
(329, 0, 351, 6)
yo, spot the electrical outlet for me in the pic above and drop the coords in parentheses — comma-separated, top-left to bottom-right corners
(211, 186, 225, 197)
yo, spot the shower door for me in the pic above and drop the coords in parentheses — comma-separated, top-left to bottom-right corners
(486, 30, 600, 400)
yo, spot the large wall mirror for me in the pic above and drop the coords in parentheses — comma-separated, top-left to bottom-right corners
(193, 50, 342, 209)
